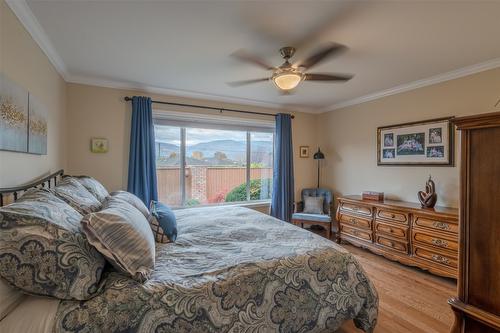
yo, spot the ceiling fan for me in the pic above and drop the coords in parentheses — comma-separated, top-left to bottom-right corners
(228, 42, 353, 92)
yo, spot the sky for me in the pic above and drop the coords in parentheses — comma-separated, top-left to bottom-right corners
(154, 125, 273, 145)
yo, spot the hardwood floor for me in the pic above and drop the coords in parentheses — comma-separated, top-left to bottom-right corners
(307, 227, 457, 333)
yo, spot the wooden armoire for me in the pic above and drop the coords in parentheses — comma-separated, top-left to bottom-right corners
(448, 112, 500, 333)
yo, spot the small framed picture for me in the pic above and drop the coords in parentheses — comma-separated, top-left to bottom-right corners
(91, 138, 108, 153)
(383, 133, 394, 147)
(299, 146, 309, 158)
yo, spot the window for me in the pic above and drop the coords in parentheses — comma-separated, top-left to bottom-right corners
(154, 115, 274, 207)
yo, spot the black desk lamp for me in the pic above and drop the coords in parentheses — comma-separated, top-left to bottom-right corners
(313, 148, 325, 188)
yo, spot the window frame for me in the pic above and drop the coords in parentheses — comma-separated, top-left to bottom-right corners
(153, 111, 274, 208)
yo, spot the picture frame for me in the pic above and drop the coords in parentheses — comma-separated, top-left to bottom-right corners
(91, 138, 108, 153)
(0, 73, 29, 153)
(299, 146, 309, 158)
(377, 117, 454, 166)
(28, 94, 48, 155)
(0, 73, 49, 155)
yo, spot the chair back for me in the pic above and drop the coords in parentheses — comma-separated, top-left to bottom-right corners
(301, 188, 333, 213)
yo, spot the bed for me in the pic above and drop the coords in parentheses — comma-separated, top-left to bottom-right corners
(0, 171, 378, 333)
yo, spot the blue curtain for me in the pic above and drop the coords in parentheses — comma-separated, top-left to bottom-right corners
(271, 113, 294, 222)
(127, 96, 158, 206)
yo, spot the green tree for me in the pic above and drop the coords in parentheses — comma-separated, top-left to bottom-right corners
(225, 178, 273, 202)
(250, 162, 265, 168)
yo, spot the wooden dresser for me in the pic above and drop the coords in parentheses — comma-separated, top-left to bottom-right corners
(336, 195, 458, 278)
(448, 112, 500, 333)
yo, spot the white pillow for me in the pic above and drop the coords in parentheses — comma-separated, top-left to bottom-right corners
(303, 196, 325, 214)
(0, 279, 26, 320)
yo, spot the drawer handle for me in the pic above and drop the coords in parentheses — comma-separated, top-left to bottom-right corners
(389, 228, 394, 233)
(432, 222, 450, 230)
(431, 238, 449, 248)
(391, 214, 396, 218)
(432, 254, 450, 264)
(349, 218, 358, 225)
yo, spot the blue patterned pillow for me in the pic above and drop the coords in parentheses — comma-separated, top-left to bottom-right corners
(0, 189, 106, 300)
(52, 177, 102, 215)
(149, 201, 177, 243)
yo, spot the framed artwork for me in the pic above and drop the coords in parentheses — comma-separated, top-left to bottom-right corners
(0, 73, 29, 153)
(28, 94, 48, 155)
(377, 117, 454, 166)
(299, 146, 309, 158)
(91, 138, 108, 153)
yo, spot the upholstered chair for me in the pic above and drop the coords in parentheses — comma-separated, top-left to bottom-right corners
(292, 188, 337, 242)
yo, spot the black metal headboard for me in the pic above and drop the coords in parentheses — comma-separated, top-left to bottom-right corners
(0, 169, 64, 206)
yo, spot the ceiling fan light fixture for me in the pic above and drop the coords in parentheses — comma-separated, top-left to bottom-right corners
(272, 71, 303, 91)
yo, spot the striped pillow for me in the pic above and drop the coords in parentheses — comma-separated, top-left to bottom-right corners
(73, 176, 109, 203)
(81, 197, 155, 282)
(110, 191, 151, 220)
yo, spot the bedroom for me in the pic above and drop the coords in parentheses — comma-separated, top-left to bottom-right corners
(1, 1, 499, 332)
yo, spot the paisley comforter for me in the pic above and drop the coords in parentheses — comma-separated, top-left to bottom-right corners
(54, 206, 378, 333)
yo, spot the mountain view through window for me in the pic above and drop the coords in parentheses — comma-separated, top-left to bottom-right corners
(155, 124, 273, 207)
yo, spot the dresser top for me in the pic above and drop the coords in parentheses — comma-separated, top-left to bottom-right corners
(339, 195, 458, 217)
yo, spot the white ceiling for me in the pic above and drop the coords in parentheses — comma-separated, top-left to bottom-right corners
(15, 0, 500, 113)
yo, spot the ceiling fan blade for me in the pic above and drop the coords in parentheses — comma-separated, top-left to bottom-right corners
(227, 78, 269, 87)
(231, 50, 275, 70)
(296, 43, 347, 70)
(304, 73, 353, 81)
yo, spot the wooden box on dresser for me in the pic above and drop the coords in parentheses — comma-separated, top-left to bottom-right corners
(336, 195, 459, 279)
(449, 112, 500, 333)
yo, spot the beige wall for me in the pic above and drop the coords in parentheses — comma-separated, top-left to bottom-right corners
(0, 1, 67, 187)
(317, 68, 500, 208)
(4, 0, 498, 210)
(66, 83, 319, 200)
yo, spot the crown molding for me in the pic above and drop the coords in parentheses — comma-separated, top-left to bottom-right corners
(6, 0, 70, 81)
(320, 57, 500, 113)
(66, 74, 315, 113)
(8, 0, 500, 115)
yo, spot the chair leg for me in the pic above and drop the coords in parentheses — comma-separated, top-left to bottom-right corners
(326, 224, 331, 240)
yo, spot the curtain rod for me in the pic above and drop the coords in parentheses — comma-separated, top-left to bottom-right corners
(124, 96, 294, 119)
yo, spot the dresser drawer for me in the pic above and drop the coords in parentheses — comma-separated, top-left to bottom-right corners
(413, 215, 458, 234)
(413, 245, 458, 269)
(339, 214, 372, 230)
(339, 202, 373, 217)
(376, 235, 408, 253)
(376, 208, 409, 225)
(375, 221, 408, 240)
(340, 224, 372, 242)
(412, 230, 458, 253)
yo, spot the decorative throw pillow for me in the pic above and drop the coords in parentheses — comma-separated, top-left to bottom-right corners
(0, 189, 106, 300)
(149, 201, 177, 243)
(72, 176, 109, 202)
(81, 197, 155, 282)
(110, 191, 151, 220)
(303, 196, 325, 214)
(52, 177, 102, 215)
